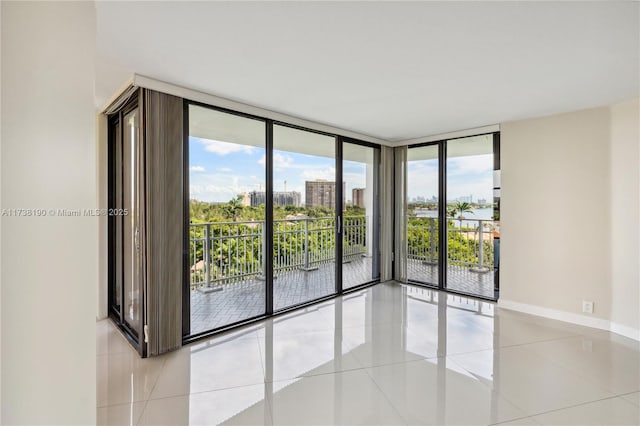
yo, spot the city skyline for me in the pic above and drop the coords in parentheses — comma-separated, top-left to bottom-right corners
(189, 136, 493, 204)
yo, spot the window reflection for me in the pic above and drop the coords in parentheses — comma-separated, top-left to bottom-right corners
(166, 284, 500, 424)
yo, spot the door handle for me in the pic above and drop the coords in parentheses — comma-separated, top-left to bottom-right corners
(134, 227, 140, 251)
(337, 216, 341, 234)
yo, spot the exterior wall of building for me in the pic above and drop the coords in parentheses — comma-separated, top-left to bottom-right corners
(249, 191, 301, 207)
(352, 188, 365, 208)
(305, 180, 345, 209)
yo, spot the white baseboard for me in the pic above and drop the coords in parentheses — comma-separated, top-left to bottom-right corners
(498, 299, 640, 342)
(610, 322, 640, 341)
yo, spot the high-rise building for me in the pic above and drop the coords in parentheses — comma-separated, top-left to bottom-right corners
(249, 190, 301, 207)
(352, 188, 365, 208)
(305, 180, 345, 209)
(274, 191, 301, 207)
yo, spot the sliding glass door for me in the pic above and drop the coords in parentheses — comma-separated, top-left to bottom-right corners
(406, 133, 499, 300)
(183, 103, 381, 339)
(272, 125, 337, 310)
(187, 104, 267, 335)
(406, 144, 440, 286)
(445, 134, 495, 298)
(121, 107, 142, 338)
(342, 141, 380, 289)
(108, 93, 145, 354)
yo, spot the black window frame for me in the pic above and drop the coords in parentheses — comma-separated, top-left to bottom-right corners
(181, 99, 382, 343)
(406, 131, 501, 302)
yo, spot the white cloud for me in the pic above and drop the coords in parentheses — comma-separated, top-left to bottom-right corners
(190, 166, 205, 173)
(258, 153, 295, 170)
(302, 166, 336, 181)
(448, 155, 492, 176)
(343, 172, 366, 189)
(218, 167, 233, 173)
(189, 171, 264, 202)
(199, 138, 255, 156)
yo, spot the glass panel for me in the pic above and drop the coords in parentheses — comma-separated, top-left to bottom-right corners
(123, 108, 141, 336)
(446, 134, 494, 298)
(113, 120, 122, 314)
(188, 105, 266, 334)
(273, 125, 336, 310)
(342, 143, 379, 289)
(407, 145, 439, 285)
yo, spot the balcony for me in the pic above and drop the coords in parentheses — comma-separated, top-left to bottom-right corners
(189, 216, 495, 334)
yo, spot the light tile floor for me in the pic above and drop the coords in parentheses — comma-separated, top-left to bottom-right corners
(98, 282, 640, 425)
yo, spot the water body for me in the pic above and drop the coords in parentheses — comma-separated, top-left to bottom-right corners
(415, 207, 495, 227)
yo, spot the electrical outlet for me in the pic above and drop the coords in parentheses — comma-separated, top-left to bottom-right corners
(582, 300, 594, 314)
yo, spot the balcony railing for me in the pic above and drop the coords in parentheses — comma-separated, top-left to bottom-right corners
(190, 216, 367, 290)
(407, 217, 495, 272)
(190, 216, 495, 290)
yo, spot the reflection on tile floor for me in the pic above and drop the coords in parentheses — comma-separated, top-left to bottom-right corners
(98, 282, 640, 425)
(191, 258, 494, 334)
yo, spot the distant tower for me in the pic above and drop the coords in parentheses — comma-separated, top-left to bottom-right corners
(284, 180, 287, 193)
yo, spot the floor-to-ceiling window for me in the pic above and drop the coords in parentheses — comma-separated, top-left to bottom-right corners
(272, 124, 337, 310)
(406, 133, 499, 300)
(187, 104, 267, 335)
(342, 141, 380, 289)
(407, 144, 440, 286)
(182, 102, 381, 340)
(445, 134, 496, 298)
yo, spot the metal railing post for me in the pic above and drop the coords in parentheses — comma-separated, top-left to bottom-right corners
(257, 221, 266, 280)
(477, 220, 484, 269)
(197, 223, 224, 293)
(304, 218, 309, 268)
(204, 224, 211, 287)
(470, 219, 489, 273)
(301, 217, 318, 271)
(429, 218, 436, 264)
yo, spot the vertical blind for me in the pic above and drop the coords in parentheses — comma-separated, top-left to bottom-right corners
(143, 90, 184, 356)
(380, 146, 394, 281)
(394, 146, 408, 283)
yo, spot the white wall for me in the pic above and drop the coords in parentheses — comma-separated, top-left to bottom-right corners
(1, 2, 97, 424)
(609, 99, 640, 338)
(0, 2, 3, 420)
(500, 100, 640, 340)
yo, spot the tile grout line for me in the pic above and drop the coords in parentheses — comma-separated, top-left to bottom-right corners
(134, 399, 150, 426)
(253, 334, 276, 425)
(487, 415, 538, 426)
(140, 381, 271, 405)
(445, 347, 624, 422)
(359, 363, 411, 426)
(512, 393, 640, 423)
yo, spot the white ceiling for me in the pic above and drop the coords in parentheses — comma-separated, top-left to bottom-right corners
(96, 1, 639, 142)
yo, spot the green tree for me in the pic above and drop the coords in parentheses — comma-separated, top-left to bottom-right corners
(223, 195, 245, 222)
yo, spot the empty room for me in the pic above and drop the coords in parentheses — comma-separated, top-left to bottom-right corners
(1, 1, 639, 425)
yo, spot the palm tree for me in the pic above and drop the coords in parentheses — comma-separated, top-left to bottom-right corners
(453, 201, 474, 219)
(446, 206, 457, 218)
(223, 195, 244, 222)
(452, 201, 473, 229)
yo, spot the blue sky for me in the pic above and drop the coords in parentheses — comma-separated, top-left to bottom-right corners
(189, 136, 492, 204)
(407, 154, 493, 202)
(189, 136, 367, 203)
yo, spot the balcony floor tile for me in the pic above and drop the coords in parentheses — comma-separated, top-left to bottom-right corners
(190, 258, 495, 335)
